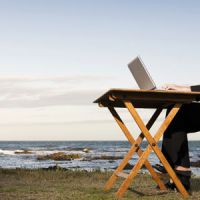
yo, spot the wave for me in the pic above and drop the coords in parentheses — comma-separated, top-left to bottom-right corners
(0, 149, 86, 156)
(0, 149, 16, 155)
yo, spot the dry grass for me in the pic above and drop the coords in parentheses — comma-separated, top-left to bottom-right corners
(0, 169, 200, 200)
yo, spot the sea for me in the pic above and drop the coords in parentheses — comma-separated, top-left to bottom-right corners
(0, 141, 200, 175)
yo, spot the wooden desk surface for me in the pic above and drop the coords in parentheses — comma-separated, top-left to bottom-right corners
(94, 88, 200, 108)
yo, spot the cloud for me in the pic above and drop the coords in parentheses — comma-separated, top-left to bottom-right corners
(0, 90, 103, 107)
(0, 75, 112, 108)
(0, 75, 112, 83)
(0, 119, 116, 126)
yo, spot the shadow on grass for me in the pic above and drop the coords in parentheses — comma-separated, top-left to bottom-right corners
(191, 177, 200, 192)
(127, 177, 200, 197)
(128, 188, 169, 197)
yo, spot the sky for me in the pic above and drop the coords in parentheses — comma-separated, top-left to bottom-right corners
(0, 0, 200, 140)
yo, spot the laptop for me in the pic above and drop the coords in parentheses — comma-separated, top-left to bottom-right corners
(128, 56, 157, 90)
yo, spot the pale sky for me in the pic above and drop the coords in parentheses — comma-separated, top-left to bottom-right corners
(0, 0, 200, 140)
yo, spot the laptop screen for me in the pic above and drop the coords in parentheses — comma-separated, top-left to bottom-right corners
(128, 56, 156, 90)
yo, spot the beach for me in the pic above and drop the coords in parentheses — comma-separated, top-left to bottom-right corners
(0, 141, 200, 199)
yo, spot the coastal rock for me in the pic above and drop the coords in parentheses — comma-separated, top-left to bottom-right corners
(83, 155, 123, 161)
(37, 152, 81, 161)
(15, 150, 32, 154)
(112, 163, 146, 170)
(112, 163, 134, 170)
(123, 163, 134, 170)
(42, 165, 68, 171)
(191, 160, 200, 167)
(83, 148, 91, 153)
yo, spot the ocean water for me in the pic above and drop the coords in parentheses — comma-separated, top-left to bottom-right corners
(0, 141, 199, 175)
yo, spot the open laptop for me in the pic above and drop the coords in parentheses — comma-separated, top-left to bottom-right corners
(128, 56, 157, 90)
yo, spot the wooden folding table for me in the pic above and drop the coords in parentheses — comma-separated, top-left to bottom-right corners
(94, 89, 200, 198)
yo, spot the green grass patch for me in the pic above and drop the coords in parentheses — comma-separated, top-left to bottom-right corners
(0, 169, 199, 200)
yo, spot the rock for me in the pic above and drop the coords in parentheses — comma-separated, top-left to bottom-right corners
(97, 155, 123, 160)
(124, 163, 134, 170)
(37, 152, 81, 161)
(42, 165, 68, 171)
(83, 148, 90, 153)
(15, 150, 32, 154)
(191, 160, 200, 167)
(83, 155, 123, 161)
(112, 162, 146, 170)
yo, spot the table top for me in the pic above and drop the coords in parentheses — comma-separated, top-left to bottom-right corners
(94, 88, 200, 108)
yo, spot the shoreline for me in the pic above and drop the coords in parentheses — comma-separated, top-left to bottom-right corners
(1, 163, 200, 177)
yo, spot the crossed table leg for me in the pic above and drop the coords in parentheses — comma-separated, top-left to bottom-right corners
(105, 106, 165, 191)
(104, 101, 189, 198)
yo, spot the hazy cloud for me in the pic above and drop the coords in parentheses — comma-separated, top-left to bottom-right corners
(0, 75, 111, 108)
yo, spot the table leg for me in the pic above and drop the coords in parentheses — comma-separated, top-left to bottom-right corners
(104, 107, 166, 191)
(117, 102, 189, 198)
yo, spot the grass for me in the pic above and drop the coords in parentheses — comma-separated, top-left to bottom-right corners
(0, 169, 200, 200)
